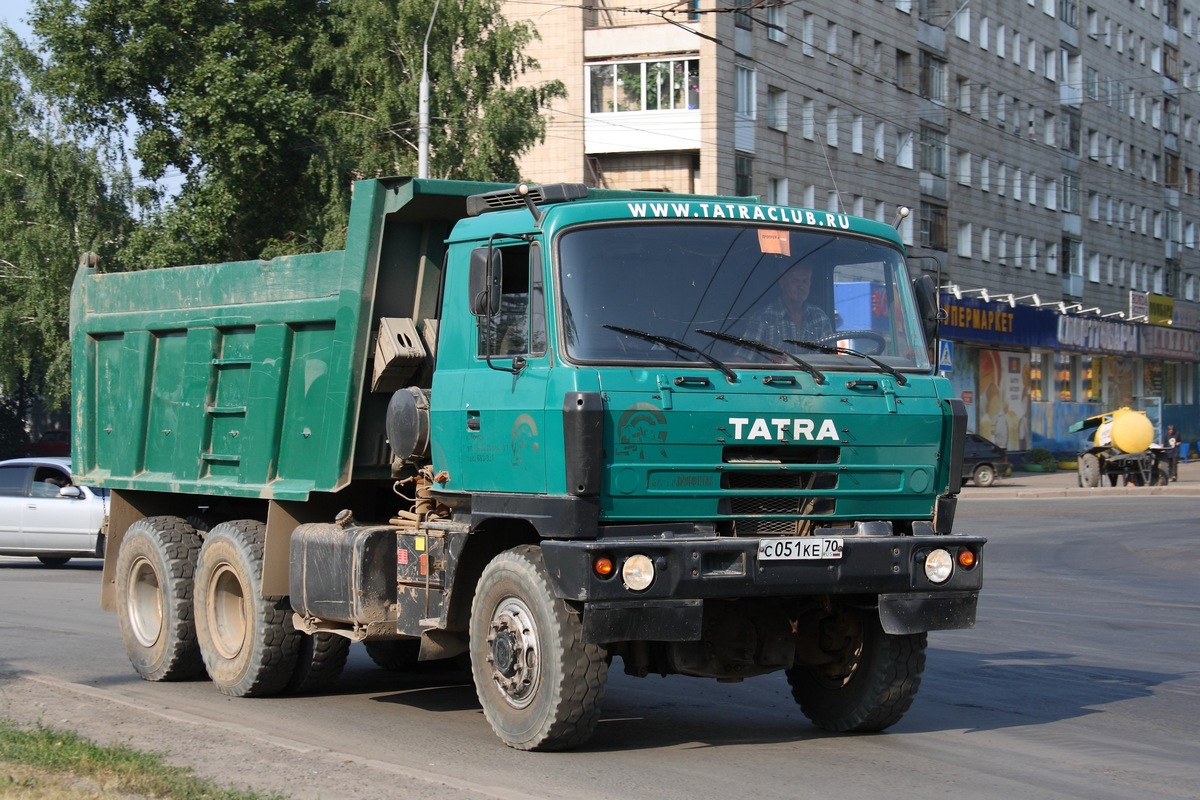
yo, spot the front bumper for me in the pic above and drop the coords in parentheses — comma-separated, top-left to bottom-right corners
(540, 525, 984, 642)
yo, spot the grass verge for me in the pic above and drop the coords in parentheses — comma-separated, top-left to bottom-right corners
(1, 719, 284, 799)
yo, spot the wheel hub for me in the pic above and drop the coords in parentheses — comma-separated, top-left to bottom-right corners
(486, 598, 540, 708)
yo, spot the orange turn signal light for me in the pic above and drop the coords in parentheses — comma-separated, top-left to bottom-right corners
(593, 556, 615, 577)
(957, 549, 976, 569)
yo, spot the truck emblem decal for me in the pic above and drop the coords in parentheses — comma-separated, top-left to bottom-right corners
(617, 403, 668, 459)
(511, 414, 540, 465)
(728, 417, 840, 442)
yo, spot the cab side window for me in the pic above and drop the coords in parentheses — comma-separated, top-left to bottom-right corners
(477, 243, 546, 358)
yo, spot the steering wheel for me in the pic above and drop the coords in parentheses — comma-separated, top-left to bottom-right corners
(811, 330, 887, 355)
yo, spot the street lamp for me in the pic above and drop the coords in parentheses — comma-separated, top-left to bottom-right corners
(419, 0, 442, 179)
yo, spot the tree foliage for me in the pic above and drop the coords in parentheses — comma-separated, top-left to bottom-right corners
(1, 0, 562, 429)
(0, 29, 131, 420)
(31, 0, 565, 262)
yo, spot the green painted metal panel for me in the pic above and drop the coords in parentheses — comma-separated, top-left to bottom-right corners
(71, 177, 500, 500)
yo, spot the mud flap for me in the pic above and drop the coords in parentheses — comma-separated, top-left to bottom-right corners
(878, 591, 978, 634)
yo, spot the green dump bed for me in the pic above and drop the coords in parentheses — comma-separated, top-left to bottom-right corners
(70, 177, 497, 500)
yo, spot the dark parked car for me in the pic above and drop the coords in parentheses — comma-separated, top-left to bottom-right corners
(961, 432, 1009, 488)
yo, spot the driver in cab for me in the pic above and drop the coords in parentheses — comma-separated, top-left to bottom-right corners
(742, 262, 833, 345)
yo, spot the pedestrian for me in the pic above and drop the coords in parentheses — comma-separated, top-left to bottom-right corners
(1165, 424, 1180, 481)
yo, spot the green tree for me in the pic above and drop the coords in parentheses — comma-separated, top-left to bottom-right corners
(307, 0, 565, 247)
(31, 0, 565, 264)
(0, 29, 131, 428)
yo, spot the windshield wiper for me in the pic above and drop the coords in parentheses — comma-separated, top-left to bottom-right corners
(603, 324, 738, 383)
(785, 339, 907, 386)
(695, 329, 825, 385)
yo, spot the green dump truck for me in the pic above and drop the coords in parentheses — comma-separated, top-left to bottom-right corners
(72, 177, 985, 751)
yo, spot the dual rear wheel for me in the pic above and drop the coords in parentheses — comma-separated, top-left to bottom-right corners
(115, 517, 342, 695)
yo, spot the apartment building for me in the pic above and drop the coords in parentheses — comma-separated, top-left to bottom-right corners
(502, 0, 1199, 453)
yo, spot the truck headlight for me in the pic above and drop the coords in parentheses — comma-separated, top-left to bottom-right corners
(924, 549, 954, 584)
(621, 554, 655, 591)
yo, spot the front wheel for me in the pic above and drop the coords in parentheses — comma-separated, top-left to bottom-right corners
(195, 520, 300, 697)
(470, 545, 608, 751)
(787, 607, 926, 732)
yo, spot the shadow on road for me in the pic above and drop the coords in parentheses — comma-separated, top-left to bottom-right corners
(901, 646, 1180, 734)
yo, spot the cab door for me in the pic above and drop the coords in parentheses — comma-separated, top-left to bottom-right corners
(455, 241, 550, 494)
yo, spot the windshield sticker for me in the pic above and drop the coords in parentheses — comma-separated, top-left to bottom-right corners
(757, 229, 791, 256)
(626, 201, 851, 230)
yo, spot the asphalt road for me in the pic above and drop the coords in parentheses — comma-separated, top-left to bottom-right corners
(2, 495, 1198, 800)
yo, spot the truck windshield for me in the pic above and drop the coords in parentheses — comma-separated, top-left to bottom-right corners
(557, 221, 930, 372)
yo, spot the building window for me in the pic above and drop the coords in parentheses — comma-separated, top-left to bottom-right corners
(957, 221, 973, 257)
(735, 155, 753, 196)
(767, 177, 788, 204)
(1060, 0, 1078, 27)
(919, 51, 947, 102)
(1060, 174, 1080, 213)
(896, 130, 914, 168)
(588, 58, 700, 113)
(734, 0, 753, 30)
(767, 4, 787, 42)
(957, 150, 972, 184)
(735, 65, 756, 118)
(919, 202, 948, 249)
(826, 105, 839, 147)
(919, 126, 947, 175)
(895, 50, 911, 90)
(767, 87, 788, 131)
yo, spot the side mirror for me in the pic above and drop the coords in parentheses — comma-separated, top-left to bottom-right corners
(469, 247, 503, 317)
(58, 486, 82, 499)
(912, 274, 940, 343)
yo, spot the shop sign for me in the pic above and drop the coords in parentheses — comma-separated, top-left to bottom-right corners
(1142, 325, 1198, 360)
(938, 295, 1058, 348)
(1148, 293, 1174, 326)
(1056, 315, 1139, 355)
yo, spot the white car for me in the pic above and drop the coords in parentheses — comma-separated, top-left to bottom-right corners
(0, 457, 108, 566)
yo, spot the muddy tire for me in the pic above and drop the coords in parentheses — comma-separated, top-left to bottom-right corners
(195, 520, 299, 696)
(288, 633, 351, 694)
(115, 516, 206, 681)
(787, 607, 926, 733)
(364, 639, 423, 671)
(470, 545, 608, 751)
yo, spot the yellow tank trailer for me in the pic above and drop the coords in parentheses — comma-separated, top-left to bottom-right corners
(1069, 408, 1169, 487)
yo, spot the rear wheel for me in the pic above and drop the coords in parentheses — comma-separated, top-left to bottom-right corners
(470, 546, 608, 751)
(1079, 453, 1101, 488)
(115, 517, 205, 681)
(195, 520, 299, 696)
(787, 607, 926, 732)
(972, 464, 996, 488)
(37, 556, 71, 567)
(288, 633, 351, 694)
(364, 639, 422, 672)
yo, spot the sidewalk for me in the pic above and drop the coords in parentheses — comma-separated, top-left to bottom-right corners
(958, 456, 1200, 499)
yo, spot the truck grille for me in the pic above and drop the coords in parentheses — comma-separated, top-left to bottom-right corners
(720, 445, 839, 534)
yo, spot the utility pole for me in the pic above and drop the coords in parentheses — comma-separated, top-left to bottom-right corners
(418, 0, 441, 179)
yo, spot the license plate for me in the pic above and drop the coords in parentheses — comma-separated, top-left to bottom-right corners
(757, 537, 844, 561)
